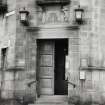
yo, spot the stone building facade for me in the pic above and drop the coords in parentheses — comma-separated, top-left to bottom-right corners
(0, 0, 105, 105)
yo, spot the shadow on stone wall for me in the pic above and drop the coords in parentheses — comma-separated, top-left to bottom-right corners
(68, 94, 92, 105)
(68, 90, 105, 105)
(0, 90, 35, 105)
(0, 95, 34, 105)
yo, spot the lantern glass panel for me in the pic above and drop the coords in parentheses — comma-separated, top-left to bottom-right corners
(76, 11, 82, 19)
(20, 13, 27, 21)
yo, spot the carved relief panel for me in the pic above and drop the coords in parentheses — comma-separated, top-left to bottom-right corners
(37, 5, 70, 24)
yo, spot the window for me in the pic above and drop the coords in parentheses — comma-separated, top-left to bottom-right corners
(1, 47, 8, 70)
(0, 0, 7, 14)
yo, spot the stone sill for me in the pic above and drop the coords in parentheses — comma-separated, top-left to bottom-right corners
(80, 66, 105, 71)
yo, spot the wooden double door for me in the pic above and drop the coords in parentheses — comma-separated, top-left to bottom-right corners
(37, 39, 68, 96)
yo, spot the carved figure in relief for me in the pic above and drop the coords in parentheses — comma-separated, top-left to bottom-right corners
(61, 6, 69, 22)
(42, 12, 46, 23)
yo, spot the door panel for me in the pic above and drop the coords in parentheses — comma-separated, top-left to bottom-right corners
(39, 67, 53, 77)
(37, 40, 54, 95)
(39, 42, 54, 54)
(39, 55, 53, 66)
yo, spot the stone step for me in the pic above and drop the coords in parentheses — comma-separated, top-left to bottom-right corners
(29, 102, 68, 105)
(36, 95, 68, 103)
(29, 95, 68, 105)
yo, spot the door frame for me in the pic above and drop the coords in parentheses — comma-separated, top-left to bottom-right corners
(36, 39, 69, 96)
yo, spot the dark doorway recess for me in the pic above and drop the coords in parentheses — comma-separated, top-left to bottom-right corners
(54, 39, 68, 95)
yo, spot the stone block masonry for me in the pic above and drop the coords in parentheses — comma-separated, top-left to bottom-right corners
(0, 0, 105, 105)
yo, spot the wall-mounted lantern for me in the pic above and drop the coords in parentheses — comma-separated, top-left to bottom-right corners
(75, 5, 84, 24)
(19, 7, 29, 25)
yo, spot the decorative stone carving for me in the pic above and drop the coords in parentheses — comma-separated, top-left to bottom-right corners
(46, 11, 60, 23)
(37, 5, 69, 24)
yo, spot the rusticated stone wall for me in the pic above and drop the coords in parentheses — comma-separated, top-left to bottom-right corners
(1, 0, 105, 105)
(0, 0, 16, 100)
(68, 0, 105, 104)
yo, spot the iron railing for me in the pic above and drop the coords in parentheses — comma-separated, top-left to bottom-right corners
(67, 80, 76, 88)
